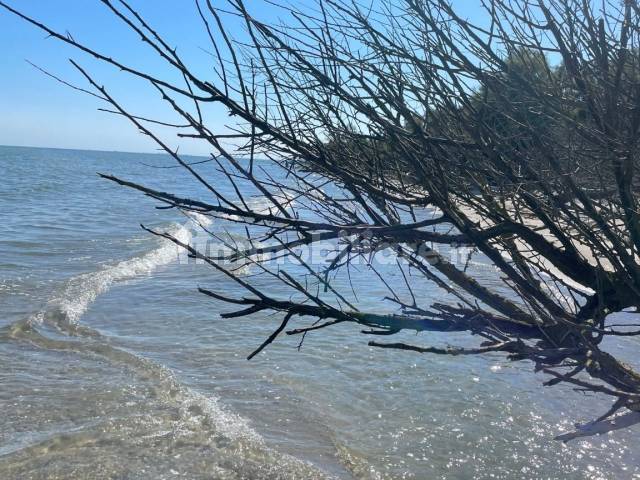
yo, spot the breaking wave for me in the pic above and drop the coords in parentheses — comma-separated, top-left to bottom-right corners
(2, 210, 332, 479)
(54, 224, 191, 327)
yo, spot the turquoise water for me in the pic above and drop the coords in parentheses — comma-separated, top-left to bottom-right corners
(0, 145, 638, 479)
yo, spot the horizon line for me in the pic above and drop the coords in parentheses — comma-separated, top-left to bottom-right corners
(0, 143, 211, 158)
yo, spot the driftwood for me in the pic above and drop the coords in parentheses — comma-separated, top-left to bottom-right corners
(3, 0, 640, 437)
(555, 411, 640, 442)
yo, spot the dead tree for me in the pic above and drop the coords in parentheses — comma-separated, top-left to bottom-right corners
(3, 0, 640, 437)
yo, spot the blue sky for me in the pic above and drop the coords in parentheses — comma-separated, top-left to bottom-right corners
(0, 0, 484, 155)
(0, 1, 245, 154)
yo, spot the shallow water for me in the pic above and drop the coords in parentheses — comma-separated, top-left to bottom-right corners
(1, 145, 639, 479)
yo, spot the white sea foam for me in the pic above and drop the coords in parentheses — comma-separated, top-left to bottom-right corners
(185, 211, 213, 228)
(218, 193, 297, 223)
(50, 223, 191, 325)
(43, 205, 259, 328)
